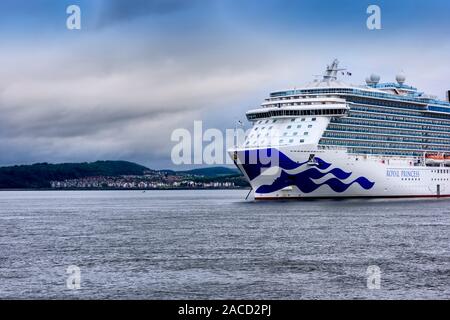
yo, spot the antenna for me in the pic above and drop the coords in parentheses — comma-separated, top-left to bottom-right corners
(234, 119, 244, 148)
(322, 59, 346, 82)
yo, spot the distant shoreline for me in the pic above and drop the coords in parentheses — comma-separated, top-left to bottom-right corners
(0, 161, 248, 190)
(0, 187, 249, 191)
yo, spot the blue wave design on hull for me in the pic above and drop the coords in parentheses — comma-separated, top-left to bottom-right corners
(256, 170, 375, 194)
(235, 148, 375, 194)
(237, 148, 331, 181)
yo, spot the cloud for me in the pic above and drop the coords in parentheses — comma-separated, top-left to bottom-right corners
(0, 25, 285, 167)
(96, 0, 197, 28)
(0, 1, 449, 169)
(2, 31, 450, 168)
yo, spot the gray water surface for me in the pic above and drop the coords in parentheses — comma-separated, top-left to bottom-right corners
(0, 190, 449, 299)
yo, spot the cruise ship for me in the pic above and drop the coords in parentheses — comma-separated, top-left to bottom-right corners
(229, 60, 450, 199)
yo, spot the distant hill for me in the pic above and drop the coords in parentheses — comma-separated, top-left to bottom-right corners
(176, 167, 240, 177)
(0, 161, 151, 189)
(0, 162, 245, 189)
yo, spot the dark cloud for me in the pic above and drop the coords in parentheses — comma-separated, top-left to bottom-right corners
(0, 25, 279, 168)
(0, 1, 449, 168)
(97, 0, 197, 27)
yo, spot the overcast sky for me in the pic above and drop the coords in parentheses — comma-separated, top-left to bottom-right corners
(0, 0, 449, 169)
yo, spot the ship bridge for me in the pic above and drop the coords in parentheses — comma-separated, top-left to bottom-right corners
(246, 97, 348, 121)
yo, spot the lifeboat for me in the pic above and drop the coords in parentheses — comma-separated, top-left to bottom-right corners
(425, 154, 445, 165)
(445, 155, 450, 165)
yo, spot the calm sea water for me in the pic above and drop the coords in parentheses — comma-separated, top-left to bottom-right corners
(0, 190, 449, 299)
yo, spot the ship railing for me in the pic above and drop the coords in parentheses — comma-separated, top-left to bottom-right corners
(318, 145, 424, 162)
(317, 145, 348, 152)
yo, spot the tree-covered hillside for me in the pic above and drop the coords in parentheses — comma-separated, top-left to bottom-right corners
(0, 161, 151, 189)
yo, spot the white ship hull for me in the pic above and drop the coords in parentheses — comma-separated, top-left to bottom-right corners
(230, 147, 450, 199)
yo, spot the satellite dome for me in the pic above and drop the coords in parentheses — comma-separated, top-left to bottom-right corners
(396, 73, 406, 85)
(370, 74, 380, 84)
(365, 77, 373, 85)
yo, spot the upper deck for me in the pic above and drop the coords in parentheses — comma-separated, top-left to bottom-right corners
(268, 87, 450, 113)
(264, 61, 450, 116)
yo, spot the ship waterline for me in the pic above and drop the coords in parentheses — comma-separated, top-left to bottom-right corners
(229, 60, 450, 199)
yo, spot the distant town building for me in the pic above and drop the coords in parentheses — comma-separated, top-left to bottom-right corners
(50, 175, 237, 190)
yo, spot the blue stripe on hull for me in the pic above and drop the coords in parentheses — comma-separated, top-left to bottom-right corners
(235, 148, 375, 195)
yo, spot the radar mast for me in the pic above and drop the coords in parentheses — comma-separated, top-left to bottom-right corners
(322, 59, 346, 82)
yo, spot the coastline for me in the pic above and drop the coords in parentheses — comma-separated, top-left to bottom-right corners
(0, 187, 250, 191)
